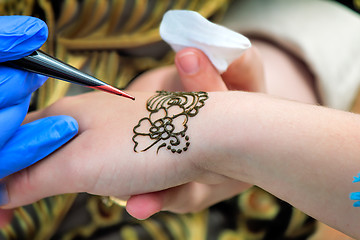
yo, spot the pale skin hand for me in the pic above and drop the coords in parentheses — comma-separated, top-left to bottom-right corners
(0, 46, 263, 224)
(0, 41, 320, 224)
(0, 40, 296, 225)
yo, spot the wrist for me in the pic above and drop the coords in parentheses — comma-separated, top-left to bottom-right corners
(130, 91, 213, 189)
(188, 91, 256, 183)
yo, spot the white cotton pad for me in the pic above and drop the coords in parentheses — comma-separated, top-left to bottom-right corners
(160, 10, 251, 73)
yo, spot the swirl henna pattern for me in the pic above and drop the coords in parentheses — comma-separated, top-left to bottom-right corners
(133, 91, 208, 154)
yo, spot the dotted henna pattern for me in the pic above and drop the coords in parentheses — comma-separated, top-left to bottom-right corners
(132, 91, 208, 154)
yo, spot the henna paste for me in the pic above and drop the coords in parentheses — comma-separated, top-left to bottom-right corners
(132, 91, 208, 154)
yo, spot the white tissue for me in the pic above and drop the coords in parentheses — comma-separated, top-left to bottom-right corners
(160, 10, 251, 73)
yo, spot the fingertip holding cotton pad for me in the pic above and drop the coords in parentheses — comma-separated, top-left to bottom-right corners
(160, 10, 251, 73)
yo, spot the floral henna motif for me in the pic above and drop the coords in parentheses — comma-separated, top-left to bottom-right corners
(133, 91, 208, 154)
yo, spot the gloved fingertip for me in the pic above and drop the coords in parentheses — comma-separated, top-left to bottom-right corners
(0, 116, 78, 179)
(35, 74, 49, 87)
(53, 115, 79, 137)
(0, 16, 48, 62)
(39, 116, 79, 144)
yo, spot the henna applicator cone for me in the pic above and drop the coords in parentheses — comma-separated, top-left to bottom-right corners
(5, 50, 135, 100)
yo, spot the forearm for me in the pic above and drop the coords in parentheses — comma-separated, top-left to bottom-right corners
(197, 91, 360, 237)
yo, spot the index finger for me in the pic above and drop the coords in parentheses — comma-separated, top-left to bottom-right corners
(0, 16, 48, 62)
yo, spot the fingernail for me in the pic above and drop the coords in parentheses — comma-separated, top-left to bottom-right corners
(178, 51, 200, 75)
(0, 182, 9, 206)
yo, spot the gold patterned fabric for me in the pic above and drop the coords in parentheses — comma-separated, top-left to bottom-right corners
(0, 0, 319, 239)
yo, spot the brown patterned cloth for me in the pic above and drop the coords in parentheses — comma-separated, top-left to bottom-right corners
(51, 188, 315, 240)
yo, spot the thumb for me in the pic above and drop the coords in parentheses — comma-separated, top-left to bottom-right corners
(175, 48, 228, 92)
(221, 47, 266, 92)
(0, 116, 78, 179)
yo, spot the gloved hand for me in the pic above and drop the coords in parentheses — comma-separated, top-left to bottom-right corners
(0, 16, 78, 179)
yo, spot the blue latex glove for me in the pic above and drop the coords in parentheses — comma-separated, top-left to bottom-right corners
(0, 16, 78, 179)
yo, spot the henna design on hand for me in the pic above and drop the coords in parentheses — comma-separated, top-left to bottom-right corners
(132, 91, 208, 154)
